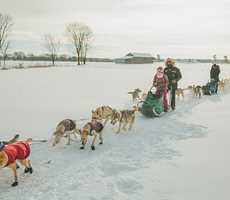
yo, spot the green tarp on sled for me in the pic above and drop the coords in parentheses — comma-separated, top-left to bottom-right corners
(140, 91, 163, 117)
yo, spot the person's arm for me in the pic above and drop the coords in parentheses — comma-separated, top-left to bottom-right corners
(176, 68, 182, 82)
(164, 74, 169, 87)
(153, 75, 157, 86)
(217, 67, 220, 75)
(163, 68, 167, 75)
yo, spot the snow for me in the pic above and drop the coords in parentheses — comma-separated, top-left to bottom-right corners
(0, 62, 230, 200)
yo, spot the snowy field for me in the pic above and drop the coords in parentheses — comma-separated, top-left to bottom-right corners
(0, 62, 230, 200)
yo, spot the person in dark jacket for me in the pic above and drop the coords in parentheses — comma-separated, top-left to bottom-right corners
(164, 58, 182, 110)
(210, 64, 220, 93)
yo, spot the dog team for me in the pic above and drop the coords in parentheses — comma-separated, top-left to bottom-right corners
(1, 59, 230, 187)
(0, 103, 141, 187)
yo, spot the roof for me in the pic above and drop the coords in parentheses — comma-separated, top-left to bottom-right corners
(126, 52, 153, 58)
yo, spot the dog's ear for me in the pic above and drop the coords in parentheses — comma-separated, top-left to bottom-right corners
(26, 138, 33, 145)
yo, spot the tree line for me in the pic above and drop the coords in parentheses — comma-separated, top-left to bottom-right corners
(0, 13, 93, 66)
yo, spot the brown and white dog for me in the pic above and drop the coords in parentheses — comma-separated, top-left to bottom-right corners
(175, 88, 184, 99)
(91, 106, 114, 126)
(128, 88, 142, 101)
(193, 85, 202, 98)
(110, 106, 138, 133)
(0, 138, 33, 187)
(218, 80, 225, 91)
(52, 119, 81, 146)
(80, 119, 104, 150)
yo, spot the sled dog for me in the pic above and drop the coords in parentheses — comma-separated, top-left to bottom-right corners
(193, 85, 202, 98)
(91, 106, 114, 126)
(175, 88, 184, 98)
(0, 138, 33, 187)
(111, 106, 138, 133)
(80, 120, 104, 150)
(128, 88, 142, 101)
(218, 80, 225, 91)
(52, 119, 81, 146)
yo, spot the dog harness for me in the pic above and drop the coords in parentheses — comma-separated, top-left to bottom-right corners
(3, 142, 30, 167)
(58, 119, 76, 131)
(88, 122, 104, 135)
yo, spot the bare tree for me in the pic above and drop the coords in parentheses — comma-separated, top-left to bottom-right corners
(0, 14, 13, 66)
(66, 22, 93, 65)
(44, 34, 61, 65)
(82, 26, 93, 64)
(1, 41, 10, 66)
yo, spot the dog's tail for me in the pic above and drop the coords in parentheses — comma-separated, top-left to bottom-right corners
(3, 134, 20, 145)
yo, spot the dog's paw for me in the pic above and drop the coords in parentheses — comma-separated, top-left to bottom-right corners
(24, 167, 30, 173)
(11, 181, 18, 187)
(25, 167, 33, 174)
(91, 146, 95, 151)
(80, 146, 85, 150)
(16, 163, 20, 169)
(29, 167, 33, 174)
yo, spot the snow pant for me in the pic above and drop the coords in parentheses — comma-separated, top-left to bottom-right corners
(170, 88, 176, 110)
(163, 90, 169, 112)
(214, 80, 218, 93)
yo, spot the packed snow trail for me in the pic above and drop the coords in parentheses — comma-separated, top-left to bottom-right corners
(1, 63, 230, 200)
(1, 90, 229, 200)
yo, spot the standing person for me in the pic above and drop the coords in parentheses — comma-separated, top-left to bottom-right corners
(153, 66, 169, 112)
(164, 58, 182, 110)
(210, 64, 220, 94)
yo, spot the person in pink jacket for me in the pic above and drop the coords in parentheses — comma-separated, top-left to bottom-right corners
(153, 66, 169, 112)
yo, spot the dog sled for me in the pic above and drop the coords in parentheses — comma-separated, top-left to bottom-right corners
(139, 91, 163, 117)
(203, 79, 217, 95)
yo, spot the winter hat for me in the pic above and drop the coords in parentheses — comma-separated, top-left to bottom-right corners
(157, 66, 164, 73)
(165, 58, 175, 65)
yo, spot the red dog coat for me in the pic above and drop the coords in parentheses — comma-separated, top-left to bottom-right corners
(3, 142, 30, 166)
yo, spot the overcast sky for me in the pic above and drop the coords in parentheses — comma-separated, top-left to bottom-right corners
(1, 0, 230, 58)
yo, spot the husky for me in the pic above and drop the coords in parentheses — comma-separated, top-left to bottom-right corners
(175, 88, 184, 99)
(91, 106, 114, 126)
(52, 119, 81, 146)
(110, 109, 122, 126)
(80, 119, 104, 150)
(0, 138, 33, 187)
(193, 85, 202, 98)
(218, 80, 225, 91)
(128, 88, 142, 101)
(111, 106, 138, 133)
